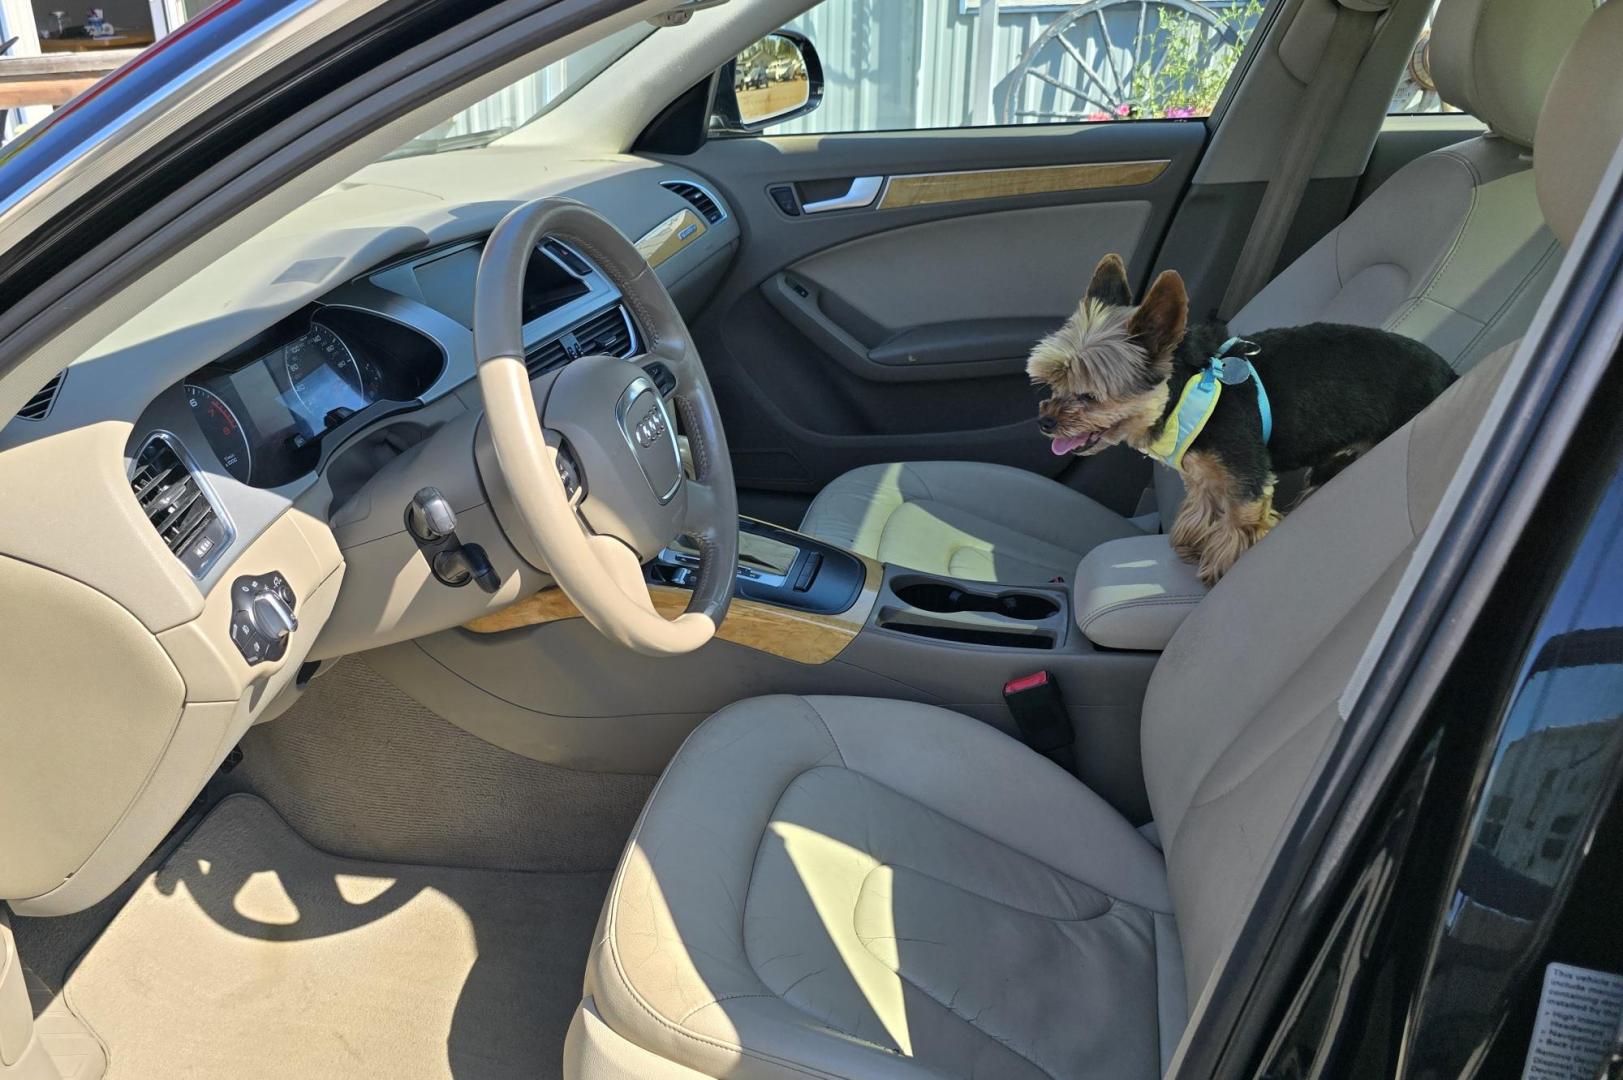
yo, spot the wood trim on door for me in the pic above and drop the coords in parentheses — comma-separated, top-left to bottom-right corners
(875, 159, 1170, 211)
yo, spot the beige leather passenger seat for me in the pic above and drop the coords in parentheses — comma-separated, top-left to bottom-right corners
(799, 0, 1590, 585)
(565, 4, 1623, 1075)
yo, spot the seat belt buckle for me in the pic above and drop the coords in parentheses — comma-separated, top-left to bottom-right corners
(1002, 670, 1075, 758)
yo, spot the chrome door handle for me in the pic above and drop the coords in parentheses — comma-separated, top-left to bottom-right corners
(801, 176, 884, 213)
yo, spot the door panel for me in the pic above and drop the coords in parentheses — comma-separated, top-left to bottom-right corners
(676, 120, 1206, 506)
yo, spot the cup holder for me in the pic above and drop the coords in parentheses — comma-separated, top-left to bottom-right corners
(892, 582, 1060, 622)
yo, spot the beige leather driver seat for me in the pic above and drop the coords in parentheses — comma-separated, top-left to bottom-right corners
(565, 7, 1622, 1074)
(799, 0, 1588, 585)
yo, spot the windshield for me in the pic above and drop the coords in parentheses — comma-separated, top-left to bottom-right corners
(387, 23, 651, 158)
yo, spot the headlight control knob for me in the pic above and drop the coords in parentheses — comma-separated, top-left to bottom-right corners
(229, 572, 298, 665)
(250, 590, 298, 643)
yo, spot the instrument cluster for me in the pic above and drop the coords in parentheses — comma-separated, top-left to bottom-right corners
(181, 305, 443, 487)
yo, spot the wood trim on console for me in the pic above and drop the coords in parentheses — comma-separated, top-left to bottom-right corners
(876, 160, 1169, 211)
(462, 550, 883, 665)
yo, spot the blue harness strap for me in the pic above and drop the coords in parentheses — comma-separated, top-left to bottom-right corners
(1211, 336, 1272, 444)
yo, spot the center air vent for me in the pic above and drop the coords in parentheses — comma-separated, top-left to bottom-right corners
(16, 372, 64, 421)
(661, 180, 725, 224)
(525, 306, 639, 377)
(130, 435, 232, 577)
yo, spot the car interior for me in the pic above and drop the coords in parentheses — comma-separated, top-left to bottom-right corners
(0, 0, 1620, 1076)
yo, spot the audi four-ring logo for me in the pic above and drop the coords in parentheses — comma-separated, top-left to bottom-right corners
(635, 410, 668, 448)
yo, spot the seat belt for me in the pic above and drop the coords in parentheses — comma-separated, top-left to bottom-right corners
(1002, 670, 1078, 774)
(1217, 0, 1384, 321)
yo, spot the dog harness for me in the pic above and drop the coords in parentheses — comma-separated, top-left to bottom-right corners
(1144, 337, 1272, 469)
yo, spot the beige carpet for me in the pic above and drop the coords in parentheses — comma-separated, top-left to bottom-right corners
(217, 658, 654, 873)
(64, 796, 608, 1080)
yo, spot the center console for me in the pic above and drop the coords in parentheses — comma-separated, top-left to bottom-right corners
(650, 517, 1073, 651)
(647, 518, 867, 616)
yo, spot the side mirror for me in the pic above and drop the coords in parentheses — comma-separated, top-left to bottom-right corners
(712, 30, 823, 134)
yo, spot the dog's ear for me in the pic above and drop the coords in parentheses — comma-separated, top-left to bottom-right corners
(1128, 270, 1188, 359)
(1085, 253, 1133, 308)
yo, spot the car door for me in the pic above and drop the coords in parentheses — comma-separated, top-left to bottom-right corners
(662, 0, 1265, 521)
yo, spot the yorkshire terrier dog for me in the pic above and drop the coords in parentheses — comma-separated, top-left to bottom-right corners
(1031, 254, 1456, 584)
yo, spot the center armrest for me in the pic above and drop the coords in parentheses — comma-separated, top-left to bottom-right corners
(1073, 535, 1208, 651)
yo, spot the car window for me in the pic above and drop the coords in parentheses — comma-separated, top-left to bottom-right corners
(757, 0, 1268, 135)
(386, 22, 652, 157)
(1387, 2, 1458, 115)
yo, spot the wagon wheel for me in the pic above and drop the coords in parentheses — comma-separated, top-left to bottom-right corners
(1001, 0, 1241, 124)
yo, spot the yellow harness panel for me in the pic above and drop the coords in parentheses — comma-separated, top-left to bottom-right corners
(1146, 370, 1222, 470)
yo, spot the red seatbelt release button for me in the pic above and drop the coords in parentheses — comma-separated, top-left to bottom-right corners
(1003, 670, 1051, 696)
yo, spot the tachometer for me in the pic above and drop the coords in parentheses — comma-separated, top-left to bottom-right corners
(284, 323, 378, 425)
(185, 384, 252, 483)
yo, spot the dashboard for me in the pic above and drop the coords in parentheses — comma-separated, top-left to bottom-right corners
(0, 144, 745, 917)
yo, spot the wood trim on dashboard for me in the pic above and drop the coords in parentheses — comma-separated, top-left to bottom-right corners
(462, 552, 884, 665)
(633, 208, 707, 269)
(876, 159, 1170, 211)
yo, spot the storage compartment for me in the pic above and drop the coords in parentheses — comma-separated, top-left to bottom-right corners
(874, 573, 1069, 650)
(879, 619, 1057, 650)
(893, 582, 1059, 621)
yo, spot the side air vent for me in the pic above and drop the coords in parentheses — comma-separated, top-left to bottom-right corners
(17, 372, 64, 421)
(130, 435, 232, 577)
(524, 306, 639, 377)
(661, 180, 725, 224)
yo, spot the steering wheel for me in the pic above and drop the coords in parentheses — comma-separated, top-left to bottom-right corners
(473, 197, 738, 656)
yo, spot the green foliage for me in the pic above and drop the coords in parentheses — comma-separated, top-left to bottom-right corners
(1126, 0, 1264, 120)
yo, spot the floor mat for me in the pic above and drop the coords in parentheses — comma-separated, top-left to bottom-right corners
(64, 795, 608, 1080)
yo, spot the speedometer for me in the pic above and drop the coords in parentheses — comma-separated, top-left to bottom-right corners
(284, 324, 379, 424)
(185, 384, 252, 483)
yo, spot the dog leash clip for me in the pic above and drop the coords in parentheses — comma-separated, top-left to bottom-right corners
(1210, 337, 1261, 385)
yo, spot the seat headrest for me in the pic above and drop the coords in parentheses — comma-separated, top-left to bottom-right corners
(1429, 0, 1593, 147)
(1537, 1, 1623, 248)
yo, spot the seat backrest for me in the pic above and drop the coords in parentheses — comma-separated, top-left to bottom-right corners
(1154, 0, 1590, 529)
(1233, 0, 1587, 367)
(1141, 0, 1622, 1008)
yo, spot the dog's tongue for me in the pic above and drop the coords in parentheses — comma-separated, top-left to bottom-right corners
(1050, 434, 1093, 456)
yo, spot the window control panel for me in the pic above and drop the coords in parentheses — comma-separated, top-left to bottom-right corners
(229, 572, 298, 665)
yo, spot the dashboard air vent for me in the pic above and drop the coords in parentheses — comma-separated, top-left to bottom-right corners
(542, 239, 593, 276)
(130, 435, 232, 577)
(17, 372, 64, 421)
(573, 306, 635, 358)
(661, 181, 725, 224)
(524, 306, 638, 377)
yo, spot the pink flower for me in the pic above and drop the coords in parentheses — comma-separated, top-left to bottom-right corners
(1113, 103, 1134, 117)
(1166, 105, 1196, 118)
(1084, 111, 1112, 122)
